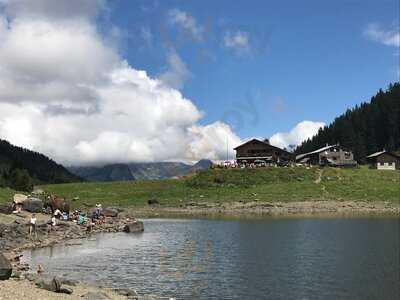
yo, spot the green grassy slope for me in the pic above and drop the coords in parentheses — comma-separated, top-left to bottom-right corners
(0, 187, 16, 204)
(34, 166, 400, 209)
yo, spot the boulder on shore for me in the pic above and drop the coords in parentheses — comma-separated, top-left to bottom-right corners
(123, 221, 144, 233)
(0, 253, 12, 280)
(36, 276, 61, 292)
(23, 198, 43, 213)
(13, 194, 27, 204)
(102, 208, 119, 217)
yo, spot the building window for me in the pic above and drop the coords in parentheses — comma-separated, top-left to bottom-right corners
(388, 162, 393, 166)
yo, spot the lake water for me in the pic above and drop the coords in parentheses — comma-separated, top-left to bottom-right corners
(23, 217, 400, 299)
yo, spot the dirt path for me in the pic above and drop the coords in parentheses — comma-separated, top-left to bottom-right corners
(314, 169, 323, 184)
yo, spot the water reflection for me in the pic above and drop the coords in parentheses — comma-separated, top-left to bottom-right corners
(23, 218, 400, 300)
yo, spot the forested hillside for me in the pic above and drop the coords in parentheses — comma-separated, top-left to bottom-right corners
(0, 139, 81, 191)
(296, 83, 400, 162)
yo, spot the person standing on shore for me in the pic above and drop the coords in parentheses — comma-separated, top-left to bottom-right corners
(29, 214, 37, 238)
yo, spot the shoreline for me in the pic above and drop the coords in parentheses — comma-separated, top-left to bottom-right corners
(0, 212, 161, 300)
(130, 200, 400, 219)
(1, 200, 399, 299)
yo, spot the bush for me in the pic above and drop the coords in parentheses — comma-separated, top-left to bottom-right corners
(9, 168, 34, 192)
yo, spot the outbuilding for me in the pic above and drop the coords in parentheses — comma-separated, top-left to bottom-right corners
(366, 150, 400, 170)
(296, 144, 357, 167)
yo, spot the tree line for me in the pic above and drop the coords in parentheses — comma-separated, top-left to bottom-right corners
(0, 139, 82, 191)
(295, 82, 400, 162)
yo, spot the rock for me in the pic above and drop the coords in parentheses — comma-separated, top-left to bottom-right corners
(83, 291, 111, 300)
(0, 252, 12, 280)
(25, 273, 40, 282)
(147, 199, 159, 205)
(59, 287, 73, 294)
(103, 208, 119, 217)
(123, 221, 144, 233)
(36, 276, 62, 292)
(13, 194, 28, 204)
(11, 270, 22, 279)
(116, 288, 139, 297)
(23, 198, 43, 213)
(59, 277, 79, 286)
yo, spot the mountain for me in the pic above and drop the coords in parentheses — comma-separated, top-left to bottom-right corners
(68, 160, 213, 182)
(0, 139, 81, 191)
(295, 83, 400, 163)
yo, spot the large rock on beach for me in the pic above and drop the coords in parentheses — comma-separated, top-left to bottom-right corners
(36, 276, 62, 292)
(123, 221, 144, 233)
(0, 253, 12, 280)
(13, 194, 27, 204)
(103, 208, 119, 217)
(23, 197, 43, 213)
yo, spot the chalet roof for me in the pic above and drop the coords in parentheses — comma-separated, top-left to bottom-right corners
(366, 150, 400, 159)
(366, 150, 386, 158)
(296, 144, 339, 161)
(233, 138, 291, 154)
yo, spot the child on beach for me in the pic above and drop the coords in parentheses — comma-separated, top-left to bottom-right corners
(29, 214, 37, 238)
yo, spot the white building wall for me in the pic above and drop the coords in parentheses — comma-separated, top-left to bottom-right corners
(377, 162, 396, 170)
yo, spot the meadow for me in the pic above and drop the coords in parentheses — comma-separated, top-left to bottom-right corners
(0, 166, 398, 208)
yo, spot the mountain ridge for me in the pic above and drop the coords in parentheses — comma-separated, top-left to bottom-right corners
(68, 159, 213, 182)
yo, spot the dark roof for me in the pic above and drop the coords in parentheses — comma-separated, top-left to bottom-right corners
(233, 138, 291, 155)
(366, 150, 400, 160)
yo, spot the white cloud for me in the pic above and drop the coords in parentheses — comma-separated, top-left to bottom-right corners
(158, 49, 191, 90)
(0, 1, 241, 165)
(187, 122, 242, 161)
(364, 23, 400, 47)
(223, 30, 250, 52)
(0, 0, 106, 21)
(168, 8, 203, 41)
(269, 121, 325, 150)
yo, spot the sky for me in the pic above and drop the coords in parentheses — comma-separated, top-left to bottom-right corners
(0, 0, 398, 166)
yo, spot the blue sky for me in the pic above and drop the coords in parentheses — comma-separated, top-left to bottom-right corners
(0, 0, 398, 164)
(103, 0, 399, 139)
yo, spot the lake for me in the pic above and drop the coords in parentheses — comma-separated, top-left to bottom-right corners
(23, 217, 400, 299)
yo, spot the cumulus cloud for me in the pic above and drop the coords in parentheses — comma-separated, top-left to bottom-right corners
(187, 122, 242, 161)
(168, 8, 203, 41)
(0, 0, 106, 21)
(0, 0, 241, 165)
(158, 49, 191, 90)
(223, 30, 250, 53)
(269, 121, 325, 150)
(364, 23, 400, 47)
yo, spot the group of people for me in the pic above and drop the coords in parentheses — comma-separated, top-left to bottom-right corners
(68, 203, 105, 233)
(28, 212, 58, 238)
(28, 203, 105, 238)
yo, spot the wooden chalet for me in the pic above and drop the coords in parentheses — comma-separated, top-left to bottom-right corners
(296, 144, 357, 167)
(366, 150, 400, 170)
(234, 139, 293, 165)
